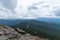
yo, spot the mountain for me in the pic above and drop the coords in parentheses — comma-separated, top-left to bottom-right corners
(0, 24, 49, 40)
(36, 18, 60, 25)
(0, 18, 60, 26)
(0, 19, 25, 26)
(13, 20, 60, 40)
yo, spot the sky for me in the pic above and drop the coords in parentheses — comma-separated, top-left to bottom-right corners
(0, 0, 60, 19)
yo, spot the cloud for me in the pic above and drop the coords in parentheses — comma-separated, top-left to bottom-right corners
(0, 0, 60, 19)
(0, 2, 16, 19)
(54, 7, 60, 16)
(15, 0, 60, 18)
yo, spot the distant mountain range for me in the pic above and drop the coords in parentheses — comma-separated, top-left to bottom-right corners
(36, 18, 60, 25)
(0, 19, 60, 40)
(13, 19, 60, 40)
(0, 19, 25, 26)
(0, 18, 60, 26)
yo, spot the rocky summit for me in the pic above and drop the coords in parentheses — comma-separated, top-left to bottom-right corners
(0, 24, 49, 40)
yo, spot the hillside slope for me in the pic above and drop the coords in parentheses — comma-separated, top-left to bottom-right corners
(14, 20, 60, 40)
(0, 24, 49, 40)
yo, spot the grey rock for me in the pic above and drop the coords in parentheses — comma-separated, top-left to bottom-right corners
(15, 28, 26, 34)
(18, 34, 49, 40)
(0, 36, 9, 40)
(0, 24, 21, 39)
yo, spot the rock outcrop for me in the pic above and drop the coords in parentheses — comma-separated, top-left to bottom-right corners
(0, 24, 21, 40)
(0, 24, 49, 40)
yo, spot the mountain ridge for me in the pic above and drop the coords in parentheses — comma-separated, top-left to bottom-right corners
(13, 20, 60, 40)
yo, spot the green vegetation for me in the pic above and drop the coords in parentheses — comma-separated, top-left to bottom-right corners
(13, 20, 60, 40)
